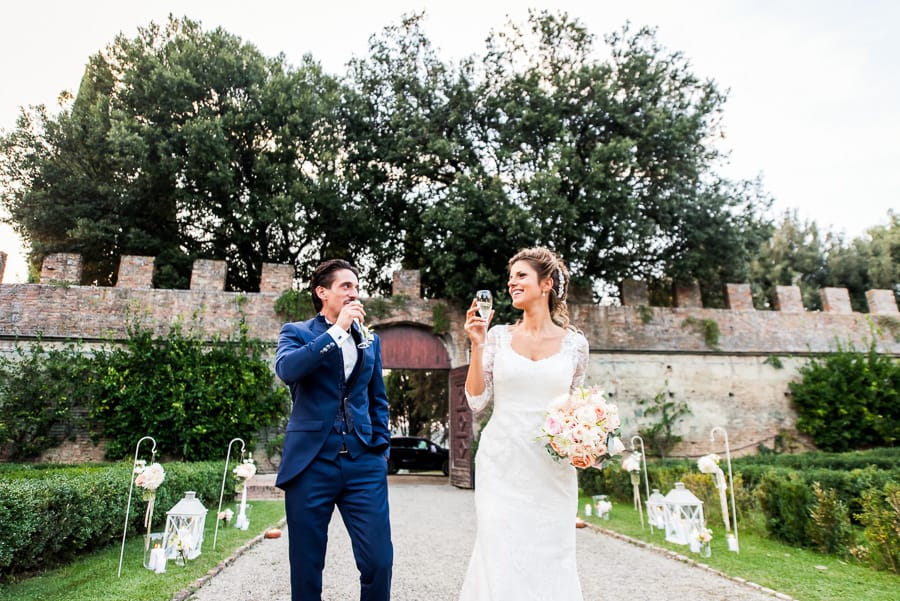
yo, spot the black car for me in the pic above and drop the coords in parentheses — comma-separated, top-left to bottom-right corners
(388, 436, 449, 476)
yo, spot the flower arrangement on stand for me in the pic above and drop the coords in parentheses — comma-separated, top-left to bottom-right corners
(622, 451, 643, 513)
(697, 453, 732, 540)
(539, 386, 624, 470)
(134, 460, 166, 565)
(233, 453, 257, 530)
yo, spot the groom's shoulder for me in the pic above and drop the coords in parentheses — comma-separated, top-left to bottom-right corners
(280, 316, 320, 335)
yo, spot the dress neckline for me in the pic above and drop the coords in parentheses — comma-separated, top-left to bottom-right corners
(500, 325, 572, 363)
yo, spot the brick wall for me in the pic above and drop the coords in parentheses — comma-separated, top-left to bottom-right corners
(1, 254, 897, 462)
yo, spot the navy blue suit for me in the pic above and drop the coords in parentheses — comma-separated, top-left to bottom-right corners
(275, 314, 392, 601)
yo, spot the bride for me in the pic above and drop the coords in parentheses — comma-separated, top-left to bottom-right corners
(460, 247, 589, 601)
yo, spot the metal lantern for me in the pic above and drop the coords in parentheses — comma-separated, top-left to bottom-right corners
(162, 491, 208, 562)
(663, 482, 705, 545)
(647, 488, 668, 530)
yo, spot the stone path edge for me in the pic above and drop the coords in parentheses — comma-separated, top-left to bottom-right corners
(584, 523, 798, 601)
(171, 517, 287, 601)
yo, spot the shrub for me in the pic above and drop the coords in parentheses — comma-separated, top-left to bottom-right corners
(807, 482, 854, 555)
(0, 462, 226, 581)
(273, 288, 314, 322)
(0, 320, 290, 461)
(789, 339, 900, 451)
(755, 470, 814, 545)
(88, 321, 290, 460)
(854, 482, 900, 573)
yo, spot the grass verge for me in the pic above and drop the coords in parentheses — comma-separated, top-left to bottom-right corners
(580, 496, 897, 601)
(1, 500, 286, 601)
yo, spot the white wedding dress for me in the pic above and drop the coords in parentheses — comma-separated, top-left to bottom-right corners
(460, 324, 589, 601)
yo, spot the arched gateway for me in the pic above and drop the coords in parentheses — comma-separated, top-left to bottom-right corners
(368, 271, 473, 489)
(376, 325, 472, 488)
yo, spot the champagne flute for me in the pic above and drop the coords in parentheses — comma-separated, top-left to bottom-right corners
(353, 301, 372, 349)
(475, 290, 493, 319)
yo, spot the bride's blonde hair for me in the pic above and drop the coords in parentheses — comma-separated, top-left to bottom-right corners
(507, 247, 573, 329)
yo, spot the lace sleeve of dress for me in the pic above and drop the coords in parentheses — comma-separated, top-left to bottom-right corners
(465, 326, 499, 412)
(570, 331, 590, 393)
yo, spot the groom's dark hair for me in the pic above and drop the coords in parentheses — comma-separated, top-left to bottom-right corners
(310, 259, 358, 312)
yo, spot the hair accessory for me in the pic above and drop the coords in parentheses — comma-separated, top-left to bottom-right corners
(557, 267, 565, 299)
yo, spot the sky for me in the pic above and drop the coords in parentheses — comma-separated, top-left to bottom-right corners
(1, 0, 898, 284)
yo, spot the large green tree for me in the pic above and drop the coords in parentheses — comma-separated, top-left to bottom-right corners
(825, 211, 899, 311)
(749, 209, 898, 312)
(343, 12, 772, 307)
(3, 11, 773, 302)
(1, 17, 360, 290)
(749, 210, 829, 310)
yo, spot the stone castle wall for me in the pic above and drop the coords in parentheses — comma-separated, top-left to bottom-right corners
(1, 253, 897, 461)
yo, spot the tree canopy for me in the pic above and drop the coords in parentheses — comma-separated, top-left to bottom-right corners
(2, 11, 780, 303)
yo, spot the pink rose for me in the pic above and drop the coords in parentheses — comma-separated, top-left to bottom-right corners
(570, 455, 594, 469)
(544, 416, 563, 435)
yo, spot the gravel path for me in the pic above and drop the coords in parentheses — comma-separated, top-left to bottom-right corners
(187, 476, 790, 601)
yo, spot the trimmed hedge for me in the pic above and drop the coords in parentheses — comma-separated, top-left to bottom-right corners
(0, 462, 231, 581)
(579, 448, 899, 549)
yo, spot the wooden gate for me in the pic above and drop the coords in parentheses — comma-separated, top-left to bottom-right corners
(448, 365, 473, 489)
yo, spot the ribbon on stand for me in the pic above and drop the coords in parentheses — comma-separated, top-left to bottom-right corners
(117, 435, 157, 578)
(214, 438, 246, 549)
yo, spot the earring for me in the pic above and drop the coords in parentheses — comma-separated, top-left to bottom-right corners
(542, 291, 546, 297)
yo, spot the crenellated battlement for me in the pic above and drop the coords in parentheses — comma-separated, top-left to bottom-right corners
(0, 253, 897, 355)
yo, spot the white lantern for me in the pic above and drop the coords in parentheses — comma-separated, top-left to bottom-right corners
(663, 482, 704, 545)
(163, 491, 208, 562)
(647, 488, 667, 530)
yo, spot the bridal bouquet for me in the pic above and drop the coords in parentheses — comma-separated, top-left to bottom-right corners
(539, 386, 624, 469)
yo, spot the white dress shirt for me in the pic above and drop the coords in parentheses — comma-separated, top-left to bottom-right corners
(324, 318, 358, 380)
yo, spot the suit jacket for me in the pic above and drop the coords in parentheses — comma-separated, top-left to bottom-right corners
(274, 314, 390, 488)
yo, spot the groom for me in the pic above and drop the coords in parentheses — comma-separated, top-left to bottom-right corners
(275, 259, 392, 601)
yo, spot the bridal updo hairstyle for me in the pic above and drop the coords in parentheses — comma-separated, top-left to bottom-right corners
(507, 247, 572, 330)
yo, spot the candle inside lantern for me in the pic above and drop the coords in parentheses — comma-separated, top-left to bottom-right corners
(727, 533, 739, 552)
(149, 544, 167, 573)
(689, 529, 700, 553)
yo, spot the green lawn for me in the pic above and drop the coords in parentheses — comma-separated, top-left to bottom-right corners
(0, 500, 286, 601)
(580, 496, 898, 601)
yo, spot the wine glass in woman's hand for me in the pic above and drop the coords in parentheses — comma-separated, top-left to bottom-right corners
(475, 290, 493, 319)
